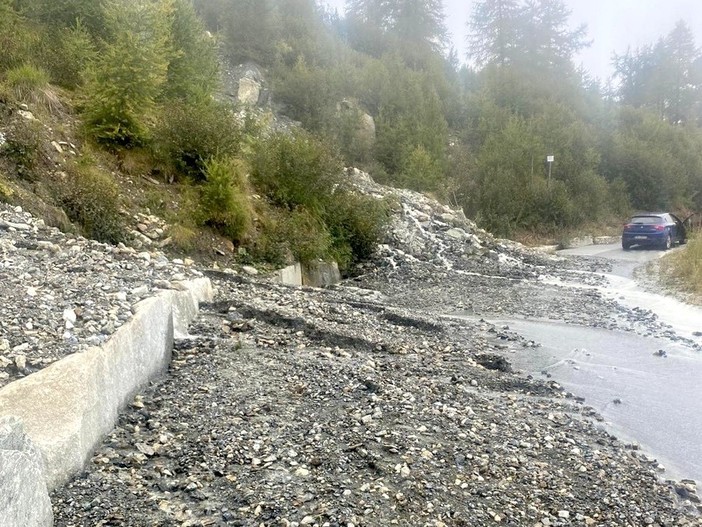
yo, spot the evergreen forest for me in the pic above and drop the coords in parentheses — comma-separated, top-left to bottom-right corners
(1, 0, 701, 265)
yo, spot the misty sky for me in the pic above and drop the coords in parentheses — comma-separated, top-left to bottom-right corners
(319, 0, 702, 80)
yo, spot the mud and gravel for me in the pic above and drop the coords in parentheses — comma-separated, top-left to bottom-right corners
(3, 170, 702, 526)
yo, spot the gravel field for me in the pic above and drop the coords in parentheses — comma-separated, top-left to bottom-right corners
(3, 171, 701, 526)
(0, 203, 203, 389)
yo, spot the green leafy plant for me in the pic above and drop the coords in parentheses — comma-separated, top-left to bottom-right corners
(54, 161, 125, 244)
(198, 156, 253, 243)
(83, 0, 172, 146)
(153, 100, 242, 181)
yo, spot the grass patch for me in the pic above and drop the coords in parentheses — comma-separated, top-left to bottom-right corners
(4, 63, 62, 115)
(660, 232, 702, 301)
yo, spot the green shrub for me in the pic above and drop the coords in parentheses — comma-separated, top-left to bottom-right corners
(199, 156, 253, 242)
(42, 21, 97, 89)
(4, 63, 61, 114)
(251, 206, 332, 265)
(0, 1, 37, 71)
(249, 130, 343, 212)
(1, 119, 44, 180)
(82, 0, 171, 146)
(153, 100, 242, 181)
(324, 191, 389, 270)
(0, 176, 14, 202)
(5, 63, 49, 97)
(54, 161, 125, 244)
(662, 232, 702, 297)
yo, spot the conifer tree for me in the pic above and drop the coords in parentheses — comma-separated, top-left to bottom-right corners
(84, 0, 173, 146)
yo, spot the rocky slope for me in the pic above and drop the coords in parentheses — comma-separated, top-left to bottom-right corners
(2, 171, 700, 526)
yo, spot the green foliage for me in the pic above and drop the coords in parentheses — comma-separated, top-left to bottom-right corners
(249, 130, 343, 212)
(601, 107, 702, 211)
(1, 119, 44, 180)
(15, 0, 105, 34)
(5, 63, 50, 100)
(0, 0, 37, 71)
(323, 191, 389, 270)
(400, 145, 444, 193)
(154, 100, 242, 180)
(41, 20, 97, 89)
(198, 156, 253, 242)
(163, 0, 218, 103)
(83, 0, 173, 146)
(0, 175, 14, 202)
(248, 205, 329, 265)
(54, 161, 125, 244)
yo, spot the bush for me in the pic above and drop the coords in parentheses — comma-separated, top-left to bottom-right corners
(324, 191, 389, 270)
(54, 161, 125, 244)
(153, 100, 242, 181)
(41, 21, 97, 89)
(249, 130, 343, 212)
(1, 119, 44, 180)
(82, 0, 171, 146)
(250, 206, 332, 265)
(198, 156, 253, 242)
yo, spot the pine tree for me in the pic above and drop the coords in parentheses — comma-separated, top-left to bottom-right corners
(518, 0, 588, 71)
(387, 0, 448, 56)
(467, 0, 520, 67)
(164, 0, 218, 103)
(83, 0, 173, 146)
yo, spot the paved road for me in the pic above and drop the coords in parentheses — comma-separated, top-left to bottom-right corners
(490, 242, 702, 482)
(559, 242, 672, 278)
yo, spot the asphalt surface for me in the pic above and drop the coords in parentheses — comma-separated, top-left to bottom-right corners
(485, 242, 702, 483)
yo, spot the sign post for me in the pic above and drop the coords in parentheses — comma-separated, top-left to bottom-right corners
(546, 155, 554, 187)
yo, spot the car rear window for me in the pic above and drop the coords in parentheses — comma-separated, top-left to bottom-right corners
(630, 216, 663, 225)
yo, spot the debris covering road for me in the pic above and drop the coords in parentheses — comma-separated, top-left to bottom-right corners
(49, 171, 702, 526)
(3, 171, 701, 526)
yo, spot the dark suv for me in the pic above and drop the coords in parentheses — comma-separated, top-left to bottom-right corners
(622, 213, 687, 251)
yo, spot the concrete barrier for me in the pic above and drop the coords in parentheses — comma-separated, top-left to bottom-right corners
(0, 417, 52, 527)
(277, 261, 341, 288)
(0, 278, 212, 526)
(302, 260, 341, 288)
(277, 263, 302, 286)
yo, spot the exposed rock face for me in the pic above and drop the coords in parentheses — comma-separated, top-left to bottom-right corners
(337, 99, 376, 152)
(219, 60, 266, 107)
(237, 74, 262, 106)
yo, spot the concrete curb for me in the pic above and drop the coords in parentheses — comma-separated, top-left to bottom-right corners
(0, 278, 213, 527)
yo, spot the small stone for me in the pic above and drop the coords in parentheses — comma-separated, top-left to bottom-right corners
(14, 355, 26, 370)
(242, 265, 259, 276)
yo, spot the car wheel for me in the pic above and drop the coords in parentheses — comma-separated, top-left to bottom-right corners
(663, 234, 672, 250)
(622, 241, 631, 251)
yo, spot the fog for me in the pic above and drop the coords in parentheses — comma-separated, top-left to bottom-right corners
(319, 0, 702, 80)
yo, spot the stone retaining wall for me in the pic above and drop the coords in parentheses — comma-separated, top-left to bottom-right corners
(0, 278, 213, 527)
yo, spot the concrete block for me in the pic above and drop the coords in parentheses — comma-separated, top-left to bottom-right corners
(0, 278, 213, 498)
(302, 260, 341, 288)
(277, 263, 302, 286)
(0, 416, 52, 527)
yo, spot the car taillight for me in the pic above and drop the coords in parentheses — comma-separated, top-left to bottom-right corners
(624, 224, 632, 229)
(654, 225, 665, 231)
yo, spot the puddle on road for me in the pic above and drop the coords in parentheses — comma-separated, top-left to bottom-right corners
(452, 314, 702, 483)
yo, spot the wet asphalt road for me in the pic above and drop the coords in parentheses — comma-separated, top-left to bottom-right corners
(488, 242, 702, 483)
